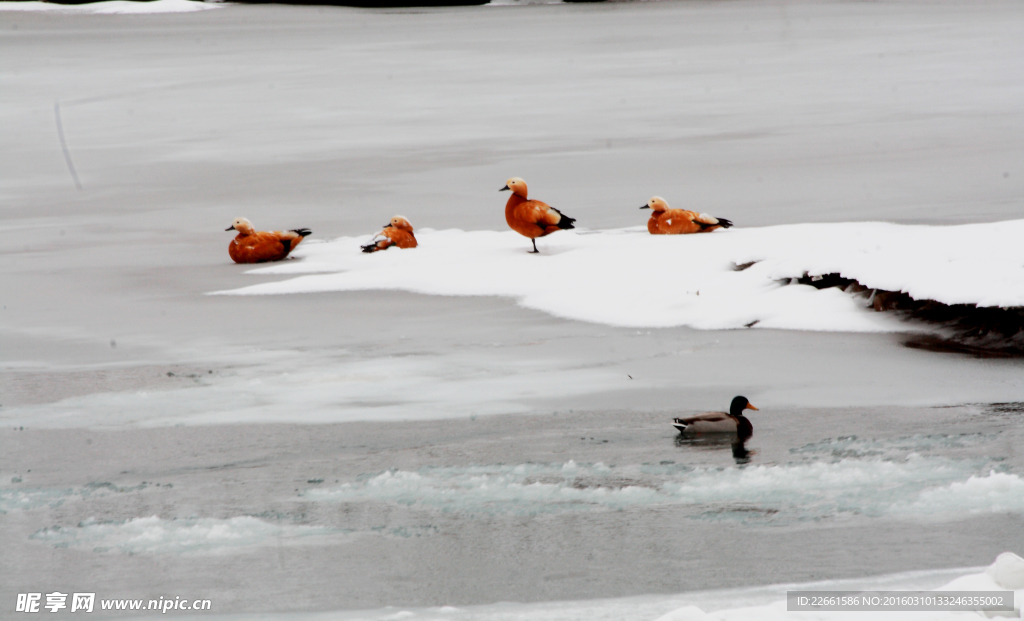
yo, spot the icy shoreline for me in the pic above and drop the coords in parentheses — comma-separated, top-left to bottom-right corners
(112, 555, 1022, 621)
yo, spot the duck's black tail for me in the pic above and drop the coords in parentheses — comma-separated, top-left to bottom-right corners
(715, 218, 733, 229)
(552, 208, 576, 230)
(291, 228, 312, 237)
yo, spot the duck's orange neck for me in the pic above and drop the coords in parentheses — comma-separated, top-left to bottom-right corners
(505, 193, 527, 208)
(505, 193, 528, 220)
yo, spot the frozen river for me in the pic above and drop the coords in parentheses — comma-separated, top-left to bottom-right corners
(1, 0, 1023, 618)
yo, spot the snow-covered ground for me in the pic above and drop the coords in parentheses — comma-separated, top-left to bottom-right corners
(217, 220, 1024, 331)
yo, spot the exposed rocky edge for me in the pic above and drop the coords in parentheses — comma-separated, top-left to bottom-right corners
(779, 269, 1024, 357)
(988, 402, 1024, 413)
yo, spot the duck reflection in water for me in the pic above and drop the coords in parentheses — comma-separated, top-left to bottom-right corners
(672, 396, 759, 464)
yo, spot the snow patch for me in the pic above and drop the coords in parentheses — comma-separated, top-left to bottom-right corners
(651, 553, 1024, 621)
(987, 552, 1024, 590)
(212, 221, 1024, 332)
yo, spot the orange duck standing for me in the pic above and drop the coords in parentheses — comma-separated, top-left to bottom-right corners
(641, 197, 732, 235)
(225, 217, 311, 264)
(361, 216, 418, 253)
(500, 177, 576, 253)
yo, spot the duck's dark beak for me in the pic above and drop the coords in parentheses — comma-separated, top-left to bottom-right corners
(746, 403, 759, 411)
(639, 205, 650, 210)
(500, 185, 510, 192)
(383, 223, 393, 228)
(225, 225, 236, 231)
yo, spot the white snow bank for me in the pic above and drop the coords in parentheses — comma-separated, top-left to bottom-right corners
(124, 557, 1019, 621)
(653, 553, 1024, 621)
(0, 0, 220, 13)
(305, 456, 1023, 522)
(212, 221, 1024, 332)
(29, 515, 331, 555)
(987, 552, 1024, 591)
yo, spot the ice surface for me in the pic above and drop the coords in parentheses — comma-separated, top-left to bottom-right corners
(305, 457, 1021, 522)
(0, 351, 625, 428)
(0, 0, 219, 13)
(29, 515, 332, 555)
(214, 221, 1024, 331)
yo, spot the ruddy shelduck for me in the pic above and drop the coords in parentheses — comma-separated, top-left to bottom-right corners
(225, 217, 311, 264)
(500, 177, 576, 253)
(672, 396, 759, 437)
(640, 197, 733, 235)
(361, 216, 418, 253)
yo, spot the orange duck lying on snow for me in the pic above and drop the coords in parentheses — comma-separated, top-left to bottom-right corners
(225, 217, 311, 264)
(361, 216, 418, 253)
(500, 177, 576, 253)
(641, 197, 732, 235)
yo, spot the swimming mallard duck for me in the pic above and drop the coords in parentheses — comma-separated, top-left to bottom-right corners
(673, 396, 759, 437)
